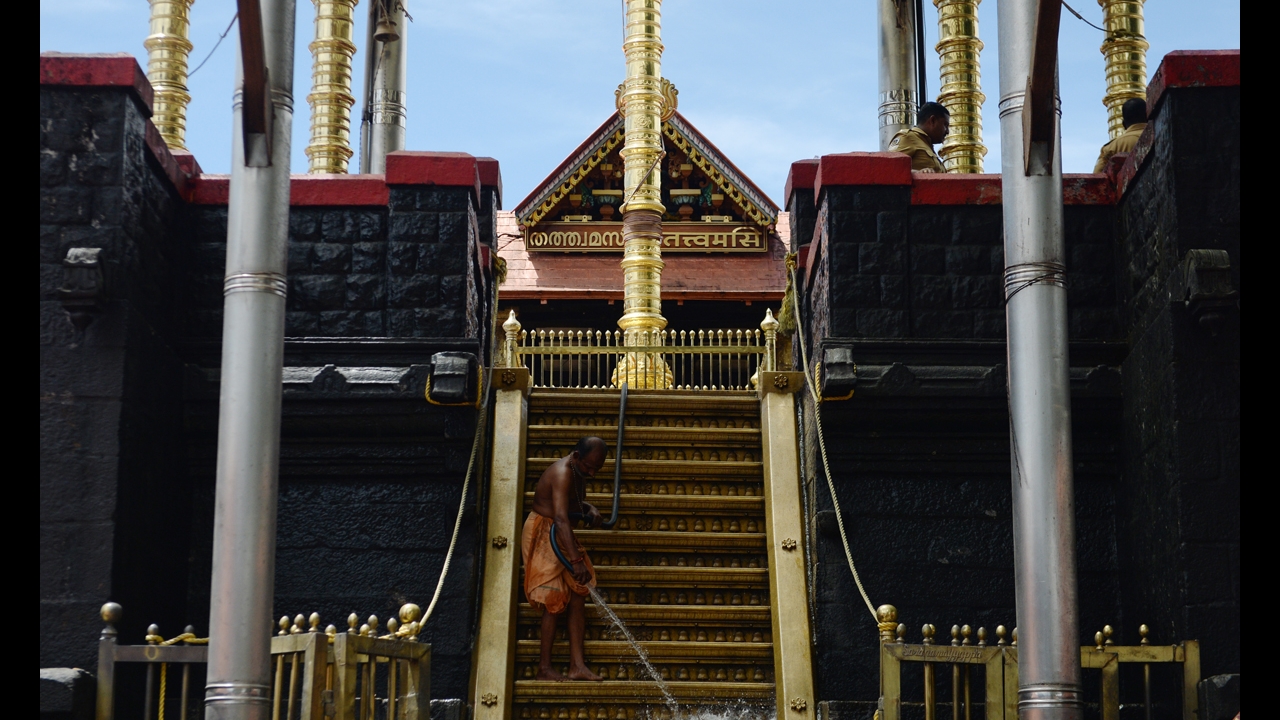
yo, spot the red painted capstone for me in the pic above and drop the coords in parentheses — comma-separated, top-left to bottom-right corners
(1147, 49, 1240, 118)
(813, 152, 913, 203)
(190, 175, 391, 206)
(910, 174, 1004, 205)
(476, 157, 503, 204)
(39, 52, 154, 112)
(784, 159, 819, 205)
(385, 151, 481, 204)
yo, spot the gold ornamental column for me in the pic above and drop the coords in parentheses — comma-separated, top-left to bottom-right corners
(615, 0, 671, 388)
(306, 0, 359, 173)
(143, 0, 195, 151)
(1099, 0, 1148, 139)
(933, 0, 987, 172)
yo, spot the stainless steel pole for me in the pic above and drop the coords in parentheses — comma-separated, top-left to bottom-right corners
(996, 0, 1081, 718)
(204, 0, 296, 717)
(368, 1, 407, 173)
(878, 0, 921, 150)
(358, 1, 377, 173)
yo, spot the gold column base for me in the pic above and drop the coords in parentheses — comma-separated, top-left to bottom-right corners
(612, 348, 673, 390)
(616, 208, 670, 388)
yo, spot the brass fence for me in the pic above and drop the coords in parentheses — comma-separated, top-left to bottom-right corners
(498, 310, 782, 391)
(876, 606, 1201, 720)
(95, 603, 430, 720)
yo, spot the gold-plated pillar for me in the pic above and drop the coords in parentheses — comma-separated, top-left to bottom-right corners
(934, 0, 987, 172)
(615, 0, 671, 388)
(143, 0, 195, 152)
(1099, 0, 1148, 139)
(306, 0, 359, 173)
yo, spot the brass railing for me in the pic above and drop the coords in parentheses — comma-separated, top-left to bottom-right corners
(498, 310, 780, 391)
(95, 603, 430, 720)
(875, 605, 1201, 720)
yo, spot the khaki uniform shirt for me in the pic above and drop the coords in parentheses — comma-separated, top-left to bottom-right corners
(889, 127, 946, 173)
(1093, 122, 1147, 173)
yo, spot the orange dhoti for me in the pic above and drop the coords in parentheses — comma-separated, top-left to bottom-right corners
(521, 511, 597, 615)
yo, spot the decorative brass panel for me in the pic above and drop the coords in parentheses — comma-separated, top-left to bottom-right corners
(526, 222, 766, 253)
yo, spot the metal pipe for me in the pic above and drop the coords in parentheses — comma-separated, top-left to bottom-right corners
(357, 1, 377, 173)
(203, 0, 296, 716)
(934, 0, 987, 172)
(143, 0, 195, 151)
(878, 0, 921, 150)
(996, 0, 1081, 718)
(1098, 0, 1147, 139)
(306, 0, 358, 173)
(367, 0, 407, 173)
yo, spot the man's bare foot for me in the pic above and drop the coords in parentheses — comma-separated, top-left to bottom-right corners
(567, 665, 603, 681)
(536, 666, 568, 682)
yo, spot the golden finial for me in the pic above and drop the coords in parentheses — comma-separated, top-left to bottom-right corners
(996, 625, 1007, 646)
(100, 603, 122, 640)
(292, 614, 305, 634)
(347, 613, 359, 634)
(976, 627, 986, 646)
(1011, 627, 1017, 646)
(877, 605, 899, 642)
(278, 617, 290, 636)
(386, 618, 399, 636)
(961, 625, 972, 646)
(400, 603, 422, 625)
(147, 624, 161, 644)
(359, 623, 371, 636)
(896, 624, 906, 643)
(326, 624, 338, 638)
(1102, 625, 1114, 646)
(367, 615, 379, 635)
(761, 308, 779, 333)
(1095, 631, 1105, 651)
(184, 625, 196, 643)
(1139, 624, 1150, 646)
(503, 309, 521, 335)
(951, 625, 960, 646)
(309, 613, 321, 633)
(922, 624, 936, 645)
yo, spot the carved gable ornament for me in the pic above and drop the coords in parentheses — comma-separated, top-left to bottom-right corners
(514, 102, 779, 254)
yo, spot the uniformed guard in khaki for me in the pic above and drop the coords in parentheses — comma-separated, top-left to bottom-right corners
(889, 126, 947, 173)
(1093, 122, 1147, 173)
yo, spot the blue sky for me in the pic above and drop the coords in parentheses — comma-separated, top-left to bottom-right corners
(41, 1, 1238, 207)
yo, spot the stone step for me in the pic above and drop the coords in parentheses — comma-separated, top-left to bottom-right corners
(514, 640, 773, 663)
(590, 566, 768, 590)
(512, 679, 774, 703)
(525, 457, 763, 480)
(516, 603, 771, 626)
(525, 492, 765, 514)
(527, 425, 761, 447)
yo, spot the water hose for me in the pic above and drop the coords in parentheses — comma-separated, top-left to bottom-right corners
(551, 382, 628, 570)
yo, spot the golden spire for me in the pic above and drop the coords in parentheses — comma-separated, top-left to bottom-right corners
(614, 0, 672, 388)
(143, 0, 195, 152)
(306, 0, 359, 173)
(933, 0, 987, 172)
(1099, 0, 1148, 139)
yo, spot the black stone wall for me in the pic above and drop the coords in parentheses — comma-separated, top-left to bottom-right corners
(40, 83, 192, 670)
(1113, 83, 1240, 680)
(41, 76, 496, 704)
(797, 187, 1126, 710)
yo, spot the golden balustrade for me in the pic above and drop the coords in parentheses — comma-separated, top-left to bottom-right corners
(143, 0, 195, 152)
(306, 0, 359, 173)
(94, 602, 430, 720)
(875, 604, 1201, 720)
(1099, 0, 1148, 140)
(933, 0, 987, 173)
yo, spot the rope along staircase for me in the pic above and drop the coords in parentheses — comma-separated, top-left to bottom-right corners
(514, 388, 775, 718)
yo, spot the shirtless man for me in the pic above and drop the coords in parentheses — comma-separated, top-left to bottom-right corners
(521, 436, 607, 681)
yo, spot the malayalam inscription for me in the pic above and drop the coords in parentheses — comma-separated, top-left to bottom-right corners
(526, 222, 767, 253)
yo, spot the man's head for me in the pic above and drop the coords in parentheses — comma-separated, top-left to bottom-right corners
(917, 102, 951, 145)
(572, 436, 607, 477)
(1122, 98, 1147, 129)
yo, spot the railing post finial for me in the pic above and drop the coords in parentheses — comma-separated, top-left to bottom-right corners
(761, 308, 779, 372)
(877, 604, 899, 643)
(502, 310, 522, 368)
(100, 602, 121, 640)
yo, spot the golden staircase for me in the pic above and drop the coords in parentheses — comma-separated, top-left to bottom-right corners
(512, 388, 777, 718)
